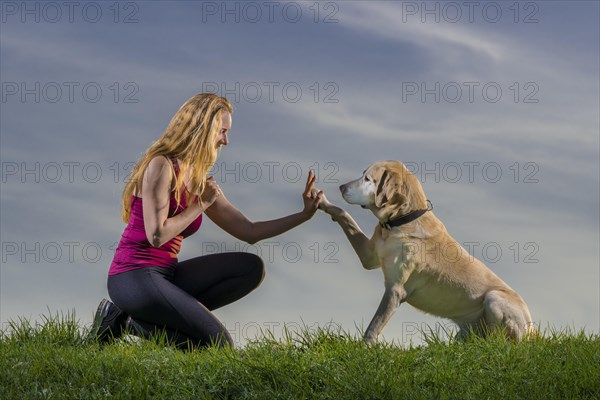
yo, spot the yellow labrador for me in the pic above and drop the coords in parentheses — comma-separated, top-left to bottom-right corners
(315, 160, 536, 344)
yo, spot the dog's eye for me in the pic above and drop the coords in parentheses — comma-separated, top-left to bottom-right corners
(365, 176, 370, 182)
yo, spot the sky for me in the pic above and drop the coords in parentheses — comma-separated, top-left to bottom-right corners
(1, 0, 598, 347)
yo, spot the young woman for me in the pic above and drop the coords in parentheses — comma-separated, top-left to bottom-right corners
(92, 93, 323, 350)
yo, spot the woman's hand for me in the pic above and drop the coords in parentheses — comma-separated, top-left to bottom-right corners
(311, 187, 332, 211)
(198, 176, 222, 210)
(302, 170, 323, 219)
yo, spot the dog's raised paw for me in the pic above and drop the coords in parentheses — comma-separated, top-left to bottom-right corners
(311, 188, 332, 209)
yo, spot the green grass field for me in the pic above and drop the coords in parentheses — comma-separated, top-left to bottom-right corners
(1, 311, 598, 400)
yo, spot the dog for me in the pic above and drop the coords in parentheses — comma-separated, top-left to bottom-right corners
(314, 160, 536, 344)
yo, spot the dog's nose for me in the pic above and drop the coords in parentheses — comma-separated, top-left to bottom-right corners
(339, 184, 346, 194)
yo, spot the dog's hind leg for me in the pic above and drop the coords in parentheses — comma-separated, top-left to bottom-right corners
(483, 289, 533, 340)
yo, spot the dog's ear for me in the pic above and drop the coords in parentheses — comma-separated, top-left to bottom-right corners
(376, 170, 405, 208)
(375, 170, 390, 207)
(376, 168, 410, 217)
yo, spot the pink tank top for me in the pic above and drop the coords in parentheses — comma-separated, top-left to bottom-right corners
(108, 157, 203, 276)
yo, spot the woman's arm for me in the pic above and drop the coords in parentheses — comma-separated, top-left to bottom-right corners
(142, 156, 219, 247)
(204, 171, 323, 244)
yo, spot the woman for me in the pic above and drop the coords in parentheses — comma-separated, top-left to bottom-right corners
(92, 93, 323, 350)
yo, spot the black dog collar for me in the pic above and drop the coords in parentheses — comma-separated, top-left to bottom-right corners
(379, 200, 433, 230)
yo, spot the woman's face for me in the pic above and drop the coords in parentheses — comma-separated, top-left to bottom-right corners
(215, 111, 232, 149)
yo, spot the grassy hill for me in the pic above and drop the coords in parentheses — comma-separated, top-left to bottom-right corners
(1, 311, 598, 399)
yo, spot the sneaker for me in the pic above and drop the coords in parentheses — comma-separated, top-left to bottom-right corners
(92, 298, 126, 343)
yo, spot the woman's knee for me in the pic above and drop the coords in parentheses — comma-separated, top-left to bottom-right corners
(243, 253, 265, 288)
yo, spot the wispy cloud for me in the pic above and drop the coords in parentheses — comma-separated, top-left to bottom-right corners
(338, 2, 504, 61)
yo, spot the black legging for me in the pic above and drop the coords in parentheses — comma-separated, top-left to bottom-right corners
(107, 252, 265, 350)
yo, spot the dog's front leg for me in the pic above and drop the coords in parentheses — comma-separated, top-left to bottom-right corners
(364, 285, 406, 344)
(314, 191, 380, 270)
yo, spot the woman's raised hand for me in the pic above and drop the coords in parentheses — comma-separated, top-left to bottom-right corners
(302, 170, 323, 218)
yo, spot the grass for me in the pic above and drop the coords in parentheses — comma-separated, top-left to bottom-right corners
(1, 311, 598, 399)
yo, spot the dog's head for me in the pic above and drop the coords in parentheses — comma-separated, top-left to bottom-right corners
(339, 160, 428, 222)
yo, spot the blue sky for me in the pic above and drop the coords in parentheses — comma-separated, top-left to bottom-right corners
(1, 1, 598, 346)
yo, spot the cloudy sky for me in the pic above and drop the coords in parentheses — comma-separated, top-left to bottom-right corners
(1, 1, 598, 346)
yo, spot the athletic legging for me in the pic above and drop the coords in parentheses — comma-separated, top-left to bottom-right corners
(107, 252, 265, 350)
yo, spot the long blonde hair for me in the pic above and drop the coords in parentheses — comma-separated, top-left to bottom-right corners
(121, 93, 233, 223)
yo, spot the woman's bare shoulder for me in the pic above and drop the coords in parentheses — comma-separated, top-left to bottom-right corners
(138, 155, 176, 196)
(147, 155, 174, 171)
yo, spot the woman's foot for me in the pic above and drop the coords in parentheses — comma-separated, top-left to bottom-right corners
(92, 298, 126, 343)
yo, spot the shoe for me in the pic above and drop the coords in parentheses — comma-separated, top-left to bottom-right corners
(92, 298, 126, 343)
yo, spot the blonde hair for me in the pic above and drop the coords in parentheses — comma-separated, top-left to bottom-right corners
(120, 93, 233, 223)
